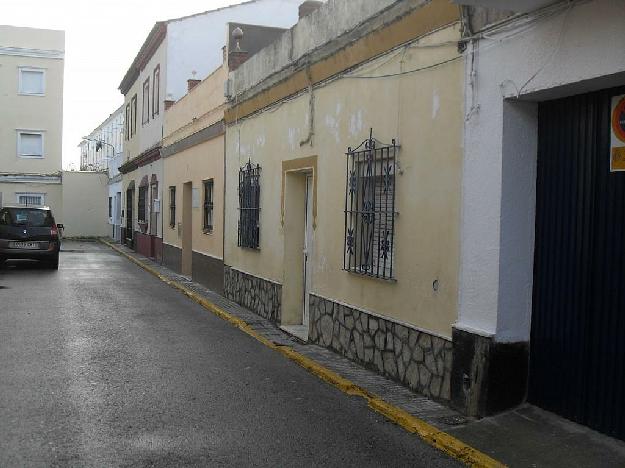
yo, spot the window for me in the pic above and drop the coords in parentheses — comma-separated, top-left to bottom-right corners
(203, 179, 214, 232)
(125, 104, 130, 140)
(142, 78, 150, 125)
(16, 192, 44, 206)
(131, 94, 137, 137)
(108, 197, 113, 218)
(17, 131, 44, 158)
(152, 65, 160, 117)
(169, 186, 176, 228)
(18, 68, 45, 95)
(344, 130, 398, 280)
(138, 186, 147, 223)
(238, 161, 261, 249)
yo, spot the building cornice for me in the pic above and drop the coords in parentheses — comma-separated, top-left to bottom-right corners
(161, 120, 225, 158)
(0, 46, 64, 59)
(0, 172, 62, 184)
(118, 145, 162, 174)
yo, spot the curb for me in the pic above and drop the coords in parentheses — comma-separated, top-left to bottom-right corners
(100, 238, 505, 468)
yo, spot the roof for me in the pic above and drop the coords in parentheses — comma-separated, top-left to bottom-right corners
(118, 0, 262, 95)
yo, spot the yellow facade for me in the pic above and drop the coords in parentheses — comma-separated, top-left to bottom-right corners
(225, 22, 464, 338)
(162, 66, 227, 275)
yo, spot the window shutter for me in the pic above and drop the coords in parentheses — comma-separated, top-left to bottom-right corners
(19, 133, 43, 156)
(20, 70, 44, 94)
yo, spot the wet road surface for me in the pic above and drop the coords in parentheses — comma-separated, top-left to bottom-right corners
(0, 241, 460, 467)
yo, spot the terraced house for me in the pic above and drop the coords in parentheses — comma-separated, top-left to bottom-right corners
(223, 0, 464, 403)
(117, 0, 303, 259)
(161, 22, 291, 294)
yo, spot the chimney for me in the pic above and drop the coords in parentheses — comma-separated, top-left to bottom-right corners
(164, 99, 175, 111)
(228, 26, 249, 71)
(187, 79, 201, 92)
(298, 0, 323, 19)
(228, 50, 249, 71)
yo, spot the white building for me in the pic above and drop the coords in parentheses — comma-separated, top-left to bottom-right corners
(452, 0, 625, 441)
(78, 105, 124, 240)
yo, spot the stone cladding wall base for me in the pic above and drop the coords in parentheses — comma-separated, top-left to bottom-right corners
(224, 266, 282, 323)
(309, 293, 452, 401)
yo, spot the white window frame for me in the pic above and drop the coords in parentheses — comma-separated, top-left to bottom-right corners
(17, 130, 45, 159)
(15, 192, 45, 206)
(18, 67, 46, 96)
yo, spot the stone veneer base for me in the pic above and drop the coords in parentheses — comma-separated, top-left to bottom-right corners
(224, 266, 282, 323)
(309, 293, 452, 402)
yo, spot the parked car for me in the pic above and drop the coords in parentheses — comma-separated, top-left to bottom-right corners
(0, 205, 61, 269)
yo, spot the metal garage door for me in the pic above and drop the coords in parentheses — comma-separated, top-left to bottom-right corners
(530, 86, 625, 440)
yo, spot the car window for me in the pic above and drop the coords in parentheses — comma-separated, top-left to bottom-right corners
(7, 208, 54, 227)
(0, 210, 8, 225)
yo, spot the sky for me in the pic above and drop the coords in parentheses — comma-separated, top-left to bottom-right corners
(3, 0, 247, 170)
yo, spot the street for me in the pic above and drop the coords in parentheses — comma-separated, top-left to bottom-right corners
(0, 241, 459, 467)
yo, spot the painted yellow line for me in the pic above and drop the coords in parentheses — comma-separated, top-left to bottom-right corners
(99, 238, 505, 468)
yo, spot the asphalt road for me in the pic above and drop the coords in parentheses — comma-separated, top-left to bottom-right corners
(0, 241, 460, 467)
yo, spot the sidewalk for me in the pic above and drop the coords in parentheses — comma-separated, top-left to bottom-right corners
(101, 239, 625, 468)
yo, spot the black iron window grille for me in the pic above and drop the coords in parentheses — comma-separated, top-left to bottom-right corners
(344, 129, 398, 280)
(203, 179, 214, 232)
(169, 186, 176, 228)
(238, 160, 261, 249)
(138, 186, 147, 223)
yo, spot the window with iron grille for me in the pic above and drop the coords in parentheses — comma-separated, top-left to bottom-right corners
(344, 129, 398, 280)
(16, 192, 44, 206)
(169, 186, 176, 228)
(138, 186, 147, 223)
(237, 161, 261, 249)
(203, 179, 214, 233)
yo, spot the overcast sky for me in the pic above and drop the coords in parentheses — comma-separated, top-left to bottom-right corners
(3, 0, 246, 169)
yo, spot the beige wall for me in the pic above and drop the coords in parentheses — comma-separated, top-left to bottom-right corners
(163, 136, 224, 259)
(163, 65, 226, 145)
(163, 64, 227, 260)
(61, 171, 109, 237)
(224, 24, 463, 338)
(0, 26, 64, 175)
(0, 182, 62, 218)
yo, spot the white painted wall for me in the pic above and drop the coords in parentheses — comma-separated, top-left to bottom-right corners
(458, 0, 625, 342)
(79, 105, 124, 172)
(166, 0, 302, 101)
(108, 180, 122, 240)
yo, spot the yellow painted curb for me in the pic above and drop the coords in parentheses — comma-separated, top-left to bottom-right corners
(100, 239, 505, 468)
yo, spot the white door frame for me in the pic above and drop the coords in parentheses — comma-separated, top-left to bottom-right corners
(302, 175, 313, 328)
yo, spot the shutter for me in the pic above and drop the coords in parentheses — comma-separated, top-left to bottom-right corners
(20, 70, 44, 94)
(19, 133, 43, 156)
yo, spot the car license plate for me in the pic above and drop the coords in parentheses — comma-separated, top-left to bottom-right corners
(10, 241, 39, 250)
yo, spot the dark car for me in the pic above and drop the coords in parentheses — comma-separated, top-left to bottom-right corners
(0, 205, 61, 269)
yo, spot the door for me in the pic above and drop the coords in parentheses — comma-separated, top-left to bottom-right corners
(126, 188, 134, 242)
(115, 192, 122, 240)
(530, 86, 625, 440)
(302, 175, 313, 327)
(181, 182, 192, 276)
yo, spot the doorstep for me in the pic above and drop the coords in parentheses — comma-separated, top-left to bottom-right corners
(279, 324, 309, 342)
